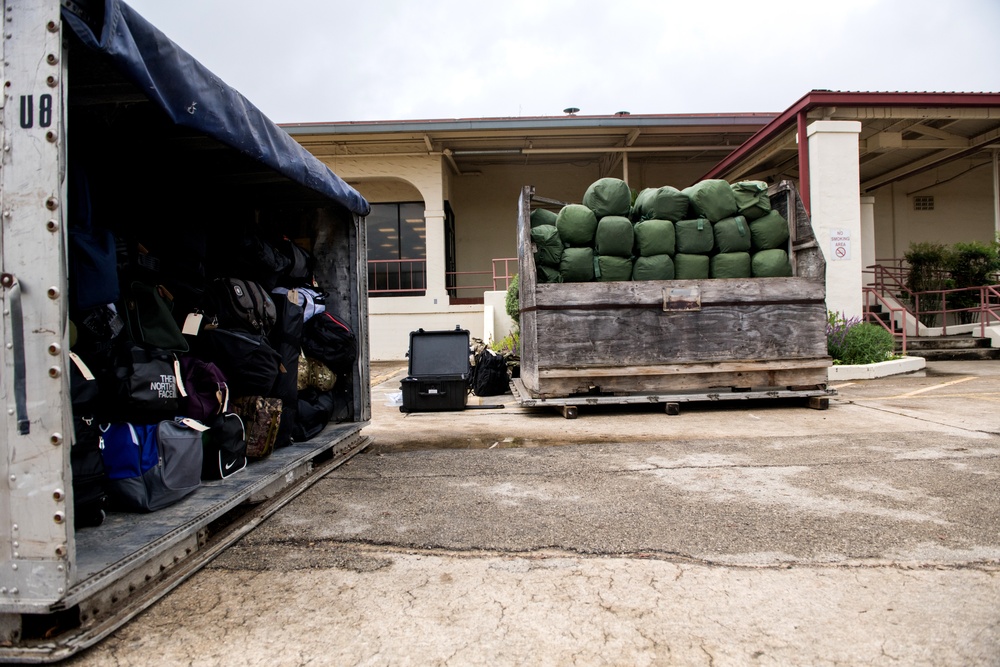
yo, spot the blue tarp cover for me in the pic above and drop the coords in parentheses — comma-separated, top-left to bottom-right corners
(63, 0, 370, 216)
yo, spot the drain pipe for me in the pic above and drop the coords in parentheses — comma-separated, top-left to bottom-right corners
(797, 110, 810, 214)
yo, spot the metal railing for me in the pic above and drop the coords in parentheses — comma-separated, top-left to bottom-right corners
(369, 257, 519, 299)
(862, 287, 909, 355)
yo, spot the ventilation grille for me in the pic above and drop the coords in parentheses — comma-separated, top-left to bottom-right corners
(913, 195, 934, 211)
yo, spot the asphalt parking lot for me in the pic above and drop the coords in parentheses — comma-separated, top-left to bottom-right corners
(67, 360, 1000, 667)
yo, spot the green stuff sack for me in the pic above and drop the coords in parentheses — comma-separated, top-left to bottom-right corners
(749, 210, 790, 251)
(559, 246, 595, 282)
(674, 219, 714, 255)
(710, 252, 752, 279)
(731, 181, 771, 221)
(713, 215, 751, 253)
(752, 249, 793, 277)
(682, 179, 738, 222)
(530, 208, 558, 229)
(634, 219, 675, 257)
(582, 178, 632, 218)
(674, 253, 710, 280)
(531, 224, 563, 267)
(632, 186, 689, 222)
(556, 204, 598, 247)
(595, 216, 634, 258)
(537, 264, 564, 283)
(596, 255, 634, 282)
(632, 254, 675, 281)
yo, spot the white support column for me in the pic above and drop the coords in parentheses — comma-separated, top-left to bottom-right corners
(423, 208, 449, 304)
(993, 149, 999, 239)
(807, 120, 863, 319)
(860, 196, 876, 289)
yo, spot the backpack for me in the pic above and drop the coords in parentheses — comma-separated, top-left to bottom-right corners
(301, 312, 358, 374)
(471, 348, 510, 397)
(72, 415, 108, 528)
(110, 344, 183, 420)
(209, 277, 277, 335)
(195, 328, 281, 397)
(100, 420, 203, 512)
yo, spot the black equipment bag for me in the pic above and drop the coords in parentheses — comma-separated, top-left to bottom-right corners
(268, 291, 305, 448)
(110, 344, 181, 420)
(72, 415, 108, 528)
(301, 311, 358, 374)
(471, 348, 510, 397)
(276, 237, 316, 287)
(196, 327, 282, 397)
(293, 388, 335, 442)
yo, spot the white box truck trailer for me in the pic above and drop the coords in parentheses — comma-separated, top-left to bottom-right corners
(0, 0, 371, 661)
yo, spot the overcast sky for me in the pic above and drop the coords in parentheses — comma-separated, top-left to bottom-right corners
(124, 0, 1000, 125)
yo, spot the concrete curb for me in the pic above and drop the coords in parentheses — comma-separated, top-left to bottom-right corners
(827, 355, 926, 381)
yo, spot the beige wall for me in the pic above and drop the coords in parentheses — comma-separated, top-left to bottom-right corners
(872, 158, 997, 260)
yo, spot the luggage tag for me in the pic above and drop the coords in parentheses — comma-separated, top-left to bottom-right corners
(182, 312, 204, 336)
(178, 417, 209, 432)
(69, 352, 96, 381)
(286, 289, 301, 306)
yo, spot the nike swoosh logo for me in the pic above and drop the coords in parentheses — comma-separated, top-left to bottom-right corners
(225, 460, 237, 470)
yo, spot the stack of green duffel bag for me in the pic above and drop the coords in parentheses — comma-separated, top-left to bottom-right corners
(679, 178, 749, 280)
(584, 177, 634, 282)
(630, 186, 685, 281)
(732, 181, 793, 277)
(556, 203, 598, 282)
(530, 208, 563, 283)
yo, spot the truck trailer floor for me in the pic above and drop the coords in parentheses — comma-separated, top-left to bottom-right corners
(65, 361, 1000, 666)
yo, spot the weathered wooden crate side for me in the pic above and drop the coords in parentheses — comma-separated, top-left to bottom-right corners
(517, 184, 831, 398)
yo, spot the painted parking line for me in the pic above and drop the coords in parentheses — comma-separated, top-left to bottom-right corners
(890, 376, 977, 399)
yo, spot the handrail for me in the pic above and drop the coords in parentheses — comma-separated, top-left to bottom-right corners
(862, 287, 908, 355)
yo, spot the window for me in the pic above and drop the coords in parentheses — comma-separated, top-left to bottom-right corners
(913, 195, 934, 211)
(366, 202, 426, 296)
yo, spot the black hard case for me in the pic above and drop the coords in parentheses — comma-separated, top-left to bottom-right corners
(400, 327, 470, 412)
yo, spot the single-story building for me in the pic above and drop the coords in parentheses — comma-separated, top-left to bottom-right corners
(283, 91, 1000, 361)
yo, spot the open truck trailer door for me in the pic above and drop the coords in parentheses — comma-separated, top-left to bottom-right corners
(0, 0, 371, 661)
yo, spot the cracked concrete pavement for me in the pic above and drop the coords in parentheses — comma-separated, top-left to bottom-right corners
(66, 361, 1000, 666)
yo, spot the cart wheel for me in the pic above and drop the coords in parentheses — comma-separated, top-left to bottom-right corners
(665, 402, 681, 416)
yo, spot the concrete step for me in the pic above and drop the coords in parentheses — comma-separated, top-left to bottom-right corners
(905, 336, 992, 351)
(904, 347, 1000, 361)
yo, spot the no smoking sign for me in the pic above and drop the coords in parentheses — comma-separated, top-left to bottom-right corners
(830, 229, 851, 261)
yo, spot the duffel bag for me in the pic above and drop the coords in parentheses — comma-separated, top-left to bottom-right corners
(559, 246, 595, 282)
(682, 179, 738, 222)
(595, 255, 634, 282)
(293, 388, 335, 443)
(674, 219, 715, 255)
(531, 224, 563, 268)
(749, 211, 790, 251)
(556, 204, 598, 247)
(713, 216, 752, 254)
(110, 344, 182, 420)
(594, 216, 634, 258)
(632, 254, 675, 281)
(196, 327, 281, 397)
(752, 249, 793, 277)
(201, 412, 247, 480)
(731, 181, 771, 221)
(631, 186, 689, 223)
(179, 356, 229, 422)
(674, 253, 710, 280)
(634, 219, 676, 257)
(232, 396, 283, 459)
(582, 177, 632, 218)
(710, 252, 752, 279)
(100, 419, 202, 512)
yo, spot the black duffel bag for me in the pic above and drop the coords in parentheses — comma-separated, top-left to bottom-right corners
(301, 312, 358, 374)
(197, 327, 281, 397)
(471, 348, 510, 397)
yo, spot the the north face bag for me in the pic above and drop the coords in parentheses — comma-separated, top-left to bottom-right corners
(749, 211, 790, 251)
(100, 420, 202, 512)
(201, 412, 247, 480)
(197, 328, 282, 397)
(209, 277, 277, 336)
(232, 396, 283, 459)
(713, 216, 752, 254)
(632, 254, 675, 281)
(122, 281, 189, 353)
(583, 177, 632, 218)
(556, 204, 598, 247)
(179, 356, 229, 422)
(595, 216, 634, 258)
(674, 219, 715, 255)
(682, 179, 739, 222)
(634, 219, 676, 257)
(111, 344, 181, 418)
(301, 312, 358, 375)
(710, 252, 753, 279)
(631, 186, 689, 222)
(731, 181, 771, 221)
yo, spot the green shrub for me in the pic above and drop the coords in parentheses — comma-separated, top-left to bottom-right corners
(827, 312, 895, 365)
(505, 274, 519, 323)
(945, 241, 1000, 323)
